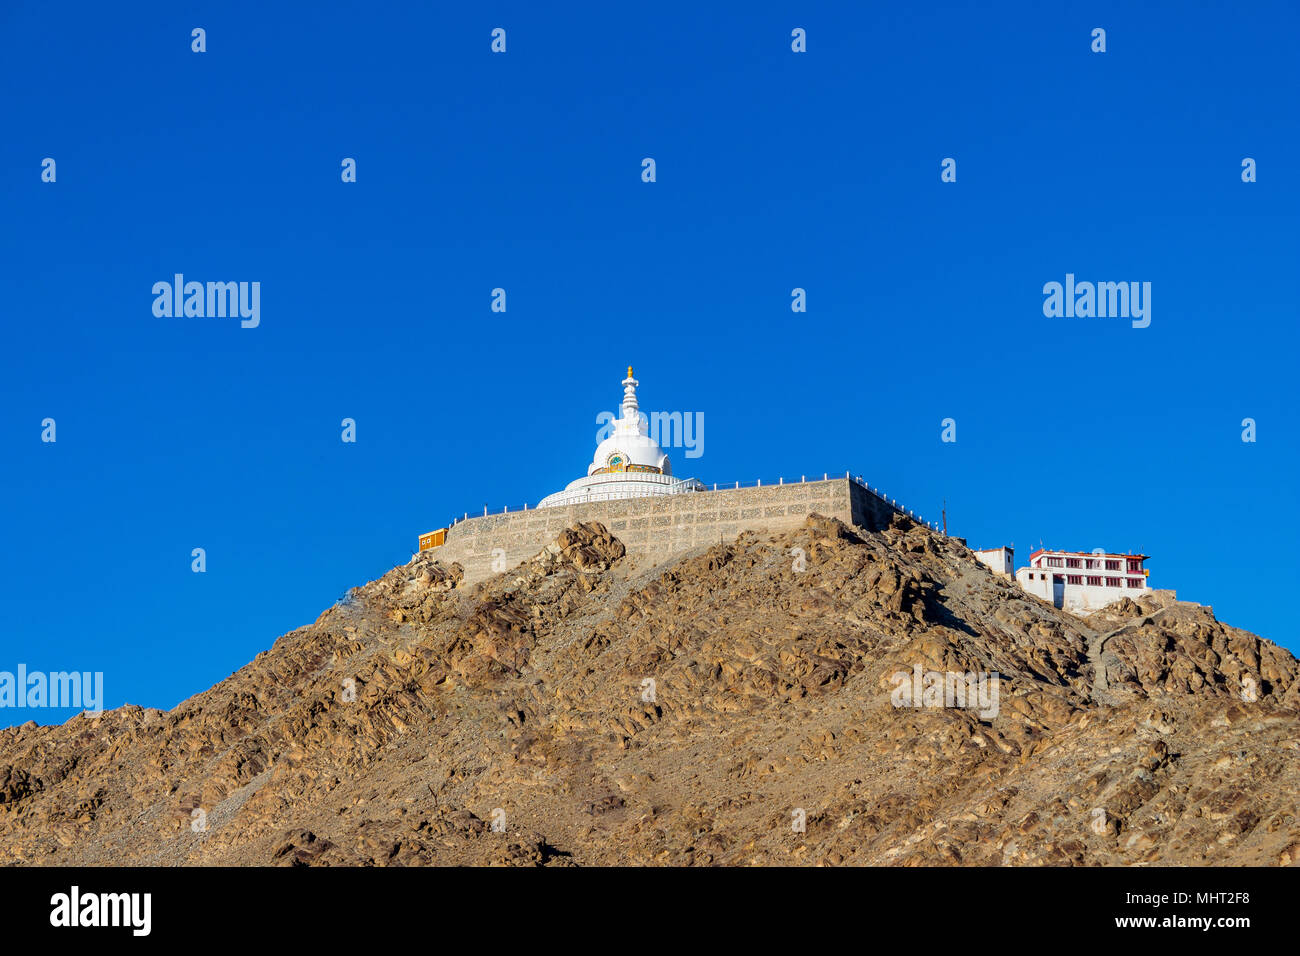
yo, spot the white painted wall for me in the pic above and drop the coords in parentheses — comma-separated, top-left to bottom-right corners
(1015, 566, 1147, 615)
(974, 547, 1013, 576)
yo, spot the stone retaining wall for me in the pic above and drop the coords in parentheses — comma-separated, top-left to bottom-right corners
(434, 478, 917, 586)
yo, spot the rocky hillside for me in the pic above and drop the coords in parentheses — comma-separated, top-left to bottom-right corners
(2, 514, 1297, 866)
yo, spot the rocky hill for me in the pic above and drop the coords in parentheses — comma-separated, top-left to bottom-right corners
(2, 514, 1297, 866)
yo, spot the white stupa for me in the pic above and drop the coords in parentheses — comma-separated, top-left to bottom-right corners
(536, 367, 704, 509)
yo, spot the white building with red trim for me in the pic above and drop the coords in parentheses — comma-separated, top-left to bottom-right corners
(1015, 549, 1150, 614)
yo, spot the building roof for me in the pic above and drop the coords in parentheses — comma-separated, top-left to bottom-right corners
(1029, 549, 1149, 560)
(973, 546, 1012, 554)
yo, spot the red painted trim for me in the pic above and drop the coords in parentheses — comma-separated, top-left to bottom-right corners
(1029, 549, 1148, 561)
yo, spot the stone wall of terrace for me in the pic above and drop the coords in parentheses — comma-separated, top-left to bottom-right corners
(434, 477, 920, 586)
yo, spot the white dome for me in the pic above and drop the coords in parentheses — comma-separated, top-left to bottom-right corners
(586, 369, 671, 477)
(588, 424, 672, 477)
(536, 367, 701, 510)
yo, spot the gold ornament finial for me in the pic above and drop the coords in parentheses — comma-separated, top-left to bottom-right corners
(627, 365, 633, 378)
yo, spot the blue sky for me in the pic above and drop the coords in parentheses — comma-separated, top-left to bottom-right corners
(2, 1, 1297, 726)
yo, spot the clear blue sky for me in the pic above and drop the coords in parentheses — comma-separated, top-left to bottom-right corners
(2, 1, 1297, 726)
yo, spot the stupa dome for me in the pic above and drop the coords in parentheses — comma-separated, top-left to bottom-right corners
(587, 369, 672, 477)
(536, 367, 702, 509)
